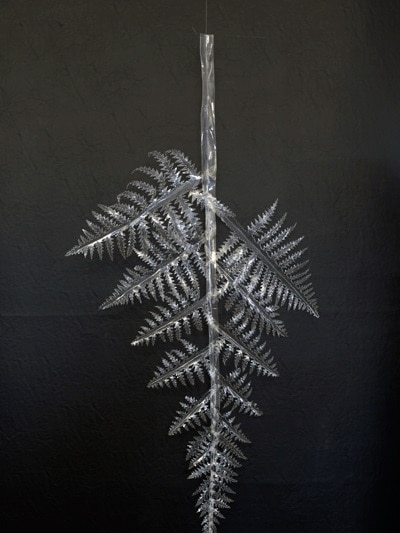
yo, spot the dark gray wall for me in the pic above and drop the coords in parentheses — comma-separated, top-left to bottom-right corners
(1, 1, 399, 531)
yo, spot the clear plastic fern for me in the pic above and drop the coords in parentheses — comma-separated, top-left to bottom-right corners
(66, 34, 318, 533)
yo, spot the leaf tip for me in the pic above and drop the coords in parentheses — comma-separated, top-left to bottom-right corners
(65, 246, 76, 257)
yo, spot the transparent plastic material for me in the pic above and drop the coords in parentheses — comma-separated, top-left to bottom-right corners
(200, 34, 222, 532)
(67, 34, 319, 533)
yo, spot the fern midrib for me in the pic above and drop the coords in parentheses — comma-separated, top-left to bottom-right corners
(148, 347, 208, 387)
(200, 33, 221, 533)
(68, 176, 201, 254)
(220, 375, 262, 416)
(169, 391, 211, 435)
(219, 327, 279, 377)
(217, 264, 287, 337)
(131, 296, 207, 346)
(218, 213, 319, 317)
(101, 243, 202, 309)
(221, 417, 250, 444)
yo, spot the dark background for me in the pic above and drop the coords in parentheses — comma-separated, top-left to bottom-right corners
(1, 1, 399, 531)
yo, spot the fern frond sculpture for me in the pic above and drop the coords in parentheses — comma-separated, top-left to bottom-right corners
(67, 34, 318, 533)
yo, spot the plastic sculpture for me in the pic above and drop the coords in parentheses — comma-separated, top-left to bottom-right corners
(67, 34, 318, 533)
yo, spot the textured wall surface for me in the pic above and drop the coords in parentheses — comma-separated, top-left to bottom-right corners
(1, 1, 399, 531)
